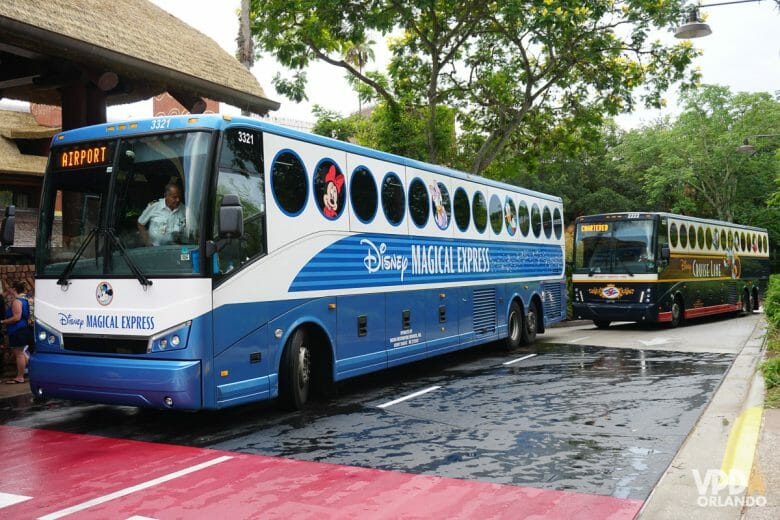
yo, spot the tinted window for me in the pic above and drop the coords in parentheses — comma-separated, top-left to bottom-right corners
(705, 228, 713, 249)
(697, 227, 705, 249)
(688, 225, 696, 249)
(314, 160, 345, 220)
(531, 204, 542, 238)
(489, 194, 503, 235)
(271, 151, 307, 216)
(350, 166, 377, 223)
(680, 224, 688, 248)
(381, 173, 405, 225)
(504, 197, 517, 236)
(220, 128, 263, 176)
(720, 230, 726, 250)
(518, 200, 529, 236)
(409, 178, 429, 228)
(472, 192, 487, 233)
(553, 208, 563, 239)
(453, 188, 470, 231)
(542, 206, 552, 239)
(430, 181, 451, 230)
(670, 223, 678, 248)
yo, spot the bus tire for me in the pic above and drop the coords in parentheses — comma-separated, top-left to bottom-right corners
(742, 290, 753, 314)
(670, 297, 683, 328)
(594, 320, 611, 329)
(520, 301, 538, 345)
(505, 301, 524, 350)
(279, 328, 311, 410)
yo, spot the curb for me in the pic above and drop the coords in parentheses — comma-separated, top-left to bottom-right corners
(637, 313, 767, 519)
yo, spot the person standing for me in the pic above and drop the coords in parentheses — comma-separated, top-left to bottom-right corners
(2, 280, 32, 384)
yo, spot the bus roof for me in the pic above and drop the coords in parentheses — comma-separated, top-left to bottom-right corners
(576, 212, 767, 233)
(51, 114, 562, 204)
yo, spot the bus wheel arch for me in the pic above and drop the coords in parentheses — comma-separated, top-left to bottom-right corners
(278, 323, 333, 410)
(505, 298, 525, 350)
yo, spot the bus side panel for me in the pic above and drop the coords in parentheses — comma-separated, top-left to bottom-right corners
(214, 324, 270, 408)
(387, 291, 428, 367)
(335, 293, 387, 379)
(425, 287, 462, 357)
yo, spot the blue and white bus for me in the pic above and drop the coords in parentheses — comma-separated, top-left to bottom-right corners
(30, 115, 566, 410)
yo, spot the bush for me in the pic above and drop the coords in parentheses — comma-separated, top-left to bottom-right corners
(762, 356, 780, 390)
(763, 275, 780, 329)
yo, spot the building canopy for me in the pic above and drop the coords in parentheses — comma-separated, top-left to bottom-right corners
(0, 0, 279, 120)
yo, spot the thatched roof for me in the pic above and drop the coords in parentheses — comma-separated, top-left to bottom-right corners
(0, 0, 279, 115)
(0, 110, 51, 176)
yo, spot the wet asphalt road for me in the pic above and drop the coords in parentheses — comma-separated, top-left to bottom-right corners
(0, 340, 733, 501)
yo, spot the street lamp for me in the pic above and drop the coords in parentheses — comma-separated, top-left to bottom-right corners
(737, 134, 780, 154)
(675, 0, 767, 39)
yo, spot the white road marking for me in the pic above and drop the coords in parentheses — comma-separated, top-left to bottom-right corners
(503, 353, 537, 366)
(377, 386, 441, 408)
(639, 337, 670, 347)
(0, 492, 32, 508)
(37, 456, 233, 520)
(568, 336, 590, 344)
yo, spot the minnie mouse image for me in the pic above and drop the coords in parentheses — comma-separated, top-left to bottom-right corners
(322, 164, 345, 218)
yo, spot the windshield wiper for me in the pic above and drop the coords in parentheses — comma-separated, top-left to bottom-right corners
(104, 228, 152, 288)
(57, 227, 98, 286)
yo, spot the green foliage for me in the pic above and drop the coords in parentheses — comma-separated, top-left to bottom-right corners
(763, 275, 780, 329)
(248, 0, 701, 172)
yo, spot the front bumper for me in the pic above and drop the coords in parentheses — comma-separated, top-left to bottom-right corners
(29, 352, 202, 409)
(573, 302, 659, 323)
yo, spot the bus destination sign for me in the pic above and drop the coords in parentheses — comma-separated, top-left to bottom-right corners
(56, 143, 113, 170)
(580, 224, 609, 232)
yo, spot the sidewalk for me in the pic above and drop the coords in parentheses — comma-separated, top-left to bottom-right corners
(638, 315, 775, 519)
(0, 351, 30, 399)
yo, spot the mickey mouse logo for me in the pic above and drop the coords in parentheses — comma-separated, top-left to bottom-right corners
(96, 281, 114, 306)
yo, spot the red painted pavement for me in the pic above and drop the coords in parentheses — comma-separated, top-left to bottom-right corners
(0, 425, 643, 519)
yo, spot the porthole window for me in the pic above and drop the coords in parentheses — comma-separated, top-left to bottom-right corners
(705, 228, 713, 249)
(728, 231, 735, 250)
(489, 194, 503, 235)
(381, 172, 405, 226)
(680, 224, 688, 248)
(472, 192, 487, 233)
(740, 232, 746, 252)
(408, 178, 429, 228)
(697, 227, 705, 249)
(504, 197, 518, 236)
(453, 188, 470, 231)
(688, 225, 696, 250)
(720, 230, 726, 250)
(751, 233, 758, 252)
(542, 206, 553, 239)
(670, 223, 679, 248)
(553, 208, 563, 239)
(764, 235, 769, 253)
(271, 150, 307, 216)
(430, 181, 451, 230)
(314, 160, 345, 220)
(518, 200, 530, 237)
(531, 204, 542, 238)
(350, 166, 377, 223)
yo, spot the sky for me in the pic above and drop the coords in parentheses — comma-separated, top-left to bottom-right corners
(4, 1, 779, 129)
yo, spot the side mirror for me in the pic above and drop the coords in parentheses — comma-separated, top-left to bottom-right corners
(660, 246, 670, 261)
(1, 205, 15, 248)
(219, 194, 243, 239)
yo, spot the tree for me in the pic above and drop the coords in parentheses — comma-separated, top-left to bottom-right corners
(248, 0, 700, 173)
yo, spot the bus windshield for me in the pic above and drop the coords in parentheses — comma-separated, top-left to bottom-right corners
(574, 219, 656, 275)
(37, 131, 213, 279)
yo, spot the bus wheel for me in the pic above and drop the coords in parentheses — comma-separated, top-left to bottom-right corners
(752, 289, 760, 312)
(594, 320, 611, 329)
(742, 290, 753, 314)
(505, 301, 524, 350)
(279, 328, 311, 410)
(520, 302, 538, 345)
(670, 298, 683, 328)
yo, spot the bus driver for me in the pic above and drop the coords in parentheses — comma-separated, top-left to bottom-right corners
(137, 182, 186, 246)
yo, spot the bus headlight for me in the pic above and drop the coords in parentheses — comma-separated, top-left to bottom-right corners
(148, 321, 192, 353)
(34, 320, 63, 349)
